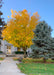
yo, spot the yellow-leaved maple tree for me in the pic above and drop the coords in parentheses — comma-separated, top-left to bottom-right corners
(2, 9, 40, 57)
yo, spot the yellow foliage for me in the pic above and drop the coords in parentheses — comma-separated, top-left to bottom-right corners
(2, 9, 40, 51)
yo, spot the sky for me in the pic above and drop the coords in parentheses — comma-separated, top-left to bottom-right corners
(1, 0, 54, 37)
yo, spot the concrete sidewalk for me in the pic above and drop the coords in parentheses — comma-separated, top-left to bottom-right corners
(0, 57, 26, 75)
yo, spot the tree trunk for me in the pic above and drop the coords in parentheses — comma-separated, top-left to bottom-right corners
(23, 47, 27, 58)
(24, 50, 27, 58)
(43, 58, 46, 63)
(17, 47, 20, 51)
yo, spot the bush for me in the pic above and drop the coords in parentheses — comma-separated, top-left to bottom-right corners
(14, 51, 27, 54)
(0, 57, 5, 60)
(0, 51, 3, 54)
(14, 51, 24, 54)
(13, 57, 19, 61)
(22, 58, 33, 63)
(18, 57, 23, 62)
(13, 57, 23, 62)
(22, 58, 54, 63)
(51, 57, 54, 60)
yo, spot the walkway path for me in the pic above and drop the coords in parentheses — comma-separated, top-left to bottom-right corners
(0, 57, 26, 75)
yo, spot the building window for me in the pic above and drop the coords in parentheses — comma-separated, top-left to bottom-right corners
(7, 46, 11, 49)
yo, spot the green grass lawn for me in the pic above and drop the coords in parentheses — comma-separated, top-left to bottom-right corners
(0, 57, 4, 60)
(17, 63, 54, 75)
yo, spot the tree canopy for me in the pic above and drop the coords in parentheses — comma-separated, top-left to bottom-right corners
(2, 9, 40, 57)
(31, 21, 53, 61)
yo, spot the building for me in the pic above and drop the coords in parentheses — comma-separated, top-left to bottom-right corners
(0, 40, 17, 55)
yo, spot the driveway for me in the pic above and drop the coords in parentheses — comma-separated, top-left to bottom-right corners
(0, 57, 26, 75)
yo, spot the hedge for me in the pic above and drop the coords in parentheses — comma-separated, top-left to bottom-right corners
(14, 51, 24, 54)
(0, 51, 3, 54)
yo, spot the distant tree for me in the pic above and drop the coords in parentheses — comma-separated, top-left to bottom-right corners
(0, 0, 5, 47)
(0, 0, 5, 27)
(31, 21, 52, 62)
(0, 0, 3, 8)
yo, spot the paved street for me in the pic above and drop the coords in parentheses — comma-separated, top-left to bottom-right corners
(0, 57, 26, 75)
